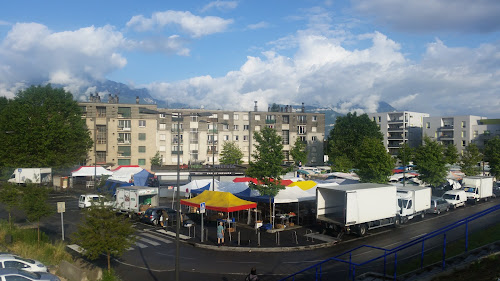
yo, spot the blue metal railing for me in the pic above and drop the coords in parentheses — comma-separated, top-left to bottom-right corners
(281, 203, 500, 281)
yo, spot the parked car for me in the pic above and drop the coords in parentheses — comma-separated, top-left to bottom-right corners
(140, 207, 178, 226)
(0, 254, 48, 272)
(442, 189, 468, 208)
(0, 268, 60, 281)
(78, 194, 112, 209)
(426, 196, 450, 215)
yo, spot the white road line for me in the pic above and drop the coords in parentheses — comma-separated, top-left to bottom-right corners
(408, 233, 427, 241)
(139, 237, 161, 246)
(156, 252, 196, 260)
(216, 260, 262, 264)
(352, 249, 373, 257)
(282, 260, 326, 264)
(142, 232, 173, 244)
(383, 241, 402, 248)
(135, 242, 148, 248)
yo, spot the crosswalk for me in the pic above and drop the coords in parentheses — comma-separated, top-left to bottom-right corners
(69, 229, 191, 253)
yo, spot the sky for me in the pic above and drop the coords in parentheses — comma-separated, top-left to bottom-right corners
(1, 0, 500, 117)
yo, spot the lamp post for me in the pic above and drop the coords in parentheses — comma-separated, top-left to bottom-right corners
(174, 112, 182, 281)
(212, 120, 216, 191)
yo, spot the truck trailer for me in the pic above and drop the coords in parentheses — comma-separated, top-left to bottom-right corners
(8, 168, 52, 184)
(463, 176, 494, 203)
(396, 185, 432, 223)
(316, 183, 398, 236)
(114, 186, 159, 217)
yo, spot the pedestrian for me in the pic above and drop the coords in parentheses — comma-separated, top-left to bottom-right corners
(161, 209, 168, 227)
(217, 221, 225, 246)
(245, 267, 259, 281)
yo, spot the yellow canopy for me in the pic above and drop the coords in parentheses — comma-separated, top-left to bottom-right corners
(287, 180, 317, 190)
(181, 190, 257, 212)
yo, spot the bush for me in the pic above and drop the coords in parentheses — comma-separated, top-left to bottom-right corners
(100, 269, 122, 281)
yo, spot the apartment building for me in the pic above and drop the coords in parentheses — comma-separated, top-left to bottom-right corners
(80, 99, 325, 169)
(368, 111, 429, 156)
(422, 116, 500, 154)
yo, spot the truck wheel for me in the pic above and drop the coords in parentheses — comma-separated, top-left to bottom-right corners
(437, 209, 441, 215)
(394, 217, 400, 227)
(485, 197, 488, 202)
(446, 207, 449, 212)
(357, 224, 367, 237)
(420, 212, 425, 219)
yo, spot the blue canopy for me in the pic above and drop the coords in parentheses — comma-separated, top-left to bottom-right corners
(133, 169, 153, 186)
(99, 179, 133, 195)
(190, 183, 211, 195)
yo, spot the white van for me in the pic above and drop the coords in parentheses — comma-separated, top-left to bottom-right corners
(79, 194, 111, 209)
(442, 189, 468, 208)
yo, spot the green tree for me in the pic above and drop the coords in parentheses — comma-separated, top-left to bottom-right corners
(485, 136, 500, 177)
(0, 183, 20, 230)
(444, 144, 459, 165)
(328, 112, 383, 171)
(219, 141, 244, 165)
(356, 138, 395, 183)
(460, 143, 482, 176)
(20, 185, 54, 244)
(150, 151, 162, 167)
(72, 204, 136, 272)
(397, 142, 414, 166)
(0, 85, 93, 168)
(413, 136, 447, 187)
(269, 103, 280, 112)
(331, 155, 354, 172)
(290, 138, 307, 166)
(246, 127, 288, 225)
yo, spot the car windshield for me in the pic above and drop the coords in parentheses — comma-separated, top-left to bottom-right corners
(443, 194, 456, 200)
(437, 199, 447, 204)
(19, 270, 41, 278)
(14, 256, 35, 264)
(465, 187, 476, 193)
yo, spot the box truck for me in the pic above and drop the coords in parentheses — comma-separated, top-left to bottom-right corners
(8, 168, 52, 184)
(316, 183, 398, 236)
(396, 186, 432, 223)
(462, 176, 494, 203)
(114, 186, 159, 218)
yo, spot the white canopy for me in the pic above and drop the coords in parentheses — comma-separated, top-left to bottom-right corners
(109, 166, 144, 182)
(71, 166, 113, 177)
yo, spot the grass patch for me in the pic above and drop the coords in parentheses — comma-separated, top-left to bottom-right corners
(0, 219, 71, 266)
(432, 254, 500, 281)
(387, 222, 500, 276)
(99, 269, 122, 281)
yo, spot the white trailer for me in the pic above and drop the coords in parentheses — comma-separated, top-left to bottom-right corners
(114, 186, 159, 217)
(463, 176, 494, 203)
(396, 186, 432, 223)
(8, 168, 52, 184)
(316, 183, 398, 236)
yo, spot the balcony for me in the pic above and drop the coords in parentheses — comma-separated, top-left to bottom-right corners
(265, 119, 276, 124)
(388, 135, 404, 140)
(440, 125, 454, 131)
(388, 119, 404, 123)
(171, 151, 184, 155)
(117, 140, 131, 145)
(118, 126, 131, 131)
(208, 129, 218, 134)
(171, 128, 183, 132)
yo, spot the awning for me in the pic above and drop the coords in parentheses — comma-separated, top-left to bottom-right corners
(71, 166, 113, 177)
(181, 190, 257, 212)
(287, 180, 317, 190)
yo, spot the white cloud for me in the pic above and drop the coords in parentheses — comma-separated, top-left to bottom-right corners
(126, 10, 233, 38)
(0, 20, 10, 26)
(201, 1, 238, 12)
(247, 21, 269, 30)
(352, 0, 500, 33)
(390, 94, 419, 109)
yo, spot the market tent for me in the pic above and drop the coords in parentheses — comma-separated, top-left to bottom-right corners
(71, 166, 113, 177)
(133, 169, 154, 186)
(181, 190, 257, 212)
(288, 180, 317, 190)
(99, 179, 133, 195)
(181, 179, 214, 194)
(232, 177, 293, 186)
(109, 165, 144, 182)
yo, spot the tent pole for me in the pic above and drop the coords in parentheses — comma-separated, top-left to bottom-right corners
(273, 202, 276, 228)
(297, 202, 300, 226)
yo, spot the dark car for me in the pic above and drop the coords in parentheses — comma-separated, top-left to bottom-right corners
(426, 196, 450, 215)
(140, 207, 178, 226)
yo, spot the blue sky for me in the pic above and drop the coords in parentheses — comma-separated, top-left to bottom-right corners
(1, 0, 500, 117)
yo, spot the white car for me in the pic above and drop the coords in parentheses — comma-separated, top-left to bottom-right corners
(78, 194, 112, 209)
(0, 268, 60, 281)
(442, 189, 468, 208)
(0, 255, 48, 273)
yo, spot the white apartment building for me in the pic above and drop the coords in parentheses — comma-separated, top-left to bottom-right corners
(368, 111, 429, 156)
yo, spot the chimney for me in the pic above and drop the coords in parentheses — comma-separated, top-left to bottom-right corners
(254, 101, 258, 112)
(89, 93, 94, 102)
(301, 102, 305, 113)
(108, 94, 113, 103)
(115, 94, 119, 104)
(136, 96, 140, 104)
(96, 93, 101, 103)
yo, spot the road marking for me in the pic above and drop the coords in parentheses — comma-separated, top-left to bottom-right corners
(352, 249, 373, 257)
(282, 260, 326, 264)
(156, 252, 196, 260)
(383, 241, 402, 248)
(408, 233, 427, 241)
(216, 260, 262, 264)
(138, 237, 161, 246)
(156, 229, 191, 240)
(135, 242, 148, 248)
(142, 232, 173, 244)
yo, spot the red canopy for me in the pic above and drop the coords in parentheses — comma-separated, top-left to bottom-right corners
(233, 177, 292, 186)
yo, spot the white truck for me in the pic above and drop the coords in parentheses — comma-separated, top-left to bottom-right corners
(463, 176, 494, 203)
(316, 183, 398, 237)
(8, 168, 52, 185)
(114, 186, 159, 218)
(396, 186, 432, 223)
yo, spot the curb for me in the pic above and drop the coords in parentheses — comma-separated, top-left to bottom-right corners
(188, 241, 338, 252)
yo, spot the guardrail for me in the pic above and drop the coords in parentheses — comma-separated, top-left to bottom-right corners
(280, 203, 500, 281)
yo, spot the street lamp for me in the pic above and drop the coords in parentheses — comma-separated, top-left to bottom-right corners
(173, 112, 182, 281)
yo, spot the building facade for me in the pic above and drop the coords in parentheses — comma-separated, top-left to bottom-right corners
(80, 100, 325, 169)
(368, 111, 429, 156)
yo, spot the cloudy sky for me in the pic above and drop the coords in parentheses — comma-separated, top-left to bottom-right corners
(1, 0, 500, 117)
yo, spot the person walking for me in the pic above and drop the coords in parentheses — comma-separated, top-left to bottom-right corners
(217, 221, 225, 246)
(245, 267, 259, 281)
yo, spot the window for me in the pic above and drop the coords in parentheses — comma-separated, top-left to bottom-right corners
(378, 116, 381, 122)
(223, 114, 229, 120)
(138, 159, 146, 165)
(160, 134, 166, 141)
(243, 135, 249, 141)
(282, 130, 289, 145)
(159, 113, 166, 118)
(484, 130, 491, 136)
(312, 115, 317, 122)
(312, 127, 317, 133)
(299, 136, 306, 142)
(118, 146, 131, 157)
(461, 121, 466, 128)
(117, 107, 131, 118)
(190, 115, 199, 122)
(96, 151, 106, 164)
(223, 135, 229, 141)
(222, 124, 229, 130)
(138, 133, 146, 140)
(233, 135, 239, 141)
(97, 106, 106, 117)
(373, 117, 376, 122)
(255, 115, 260, 121)
(96, 125, 107, 144)
(243, 114, 249, 121)
(474, 130, 478, 137)
(255, 125, 260, 131)
(159, 123, 166, 130)
(118, 159, 131, 165)
(462, 140, 466, 147)
(118, 133, 131, 144)
(312, 136, 317, 141)
(172, 145, 183, 152)
(267, 124, 275, 129)
(139, 146, 146, 153)
(462, 131, 466, 138)
(234, 114, 239, 120)
(243, 125, 249, 130)
(298, 125, 306, 135)
(118, 120, 131, 130)
(139, 120, 146, 127)
(159, 145, 166, 152)
(283, 150, 289, 160)
(173, 134, 183, 144)
(282, 115, 289, 124)
(298, 115, 307, 124)
(233, 125, 239, 130)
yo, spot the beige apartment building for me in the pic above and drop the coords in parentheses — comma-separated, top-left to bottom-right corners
(80, 99, 325, 169)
